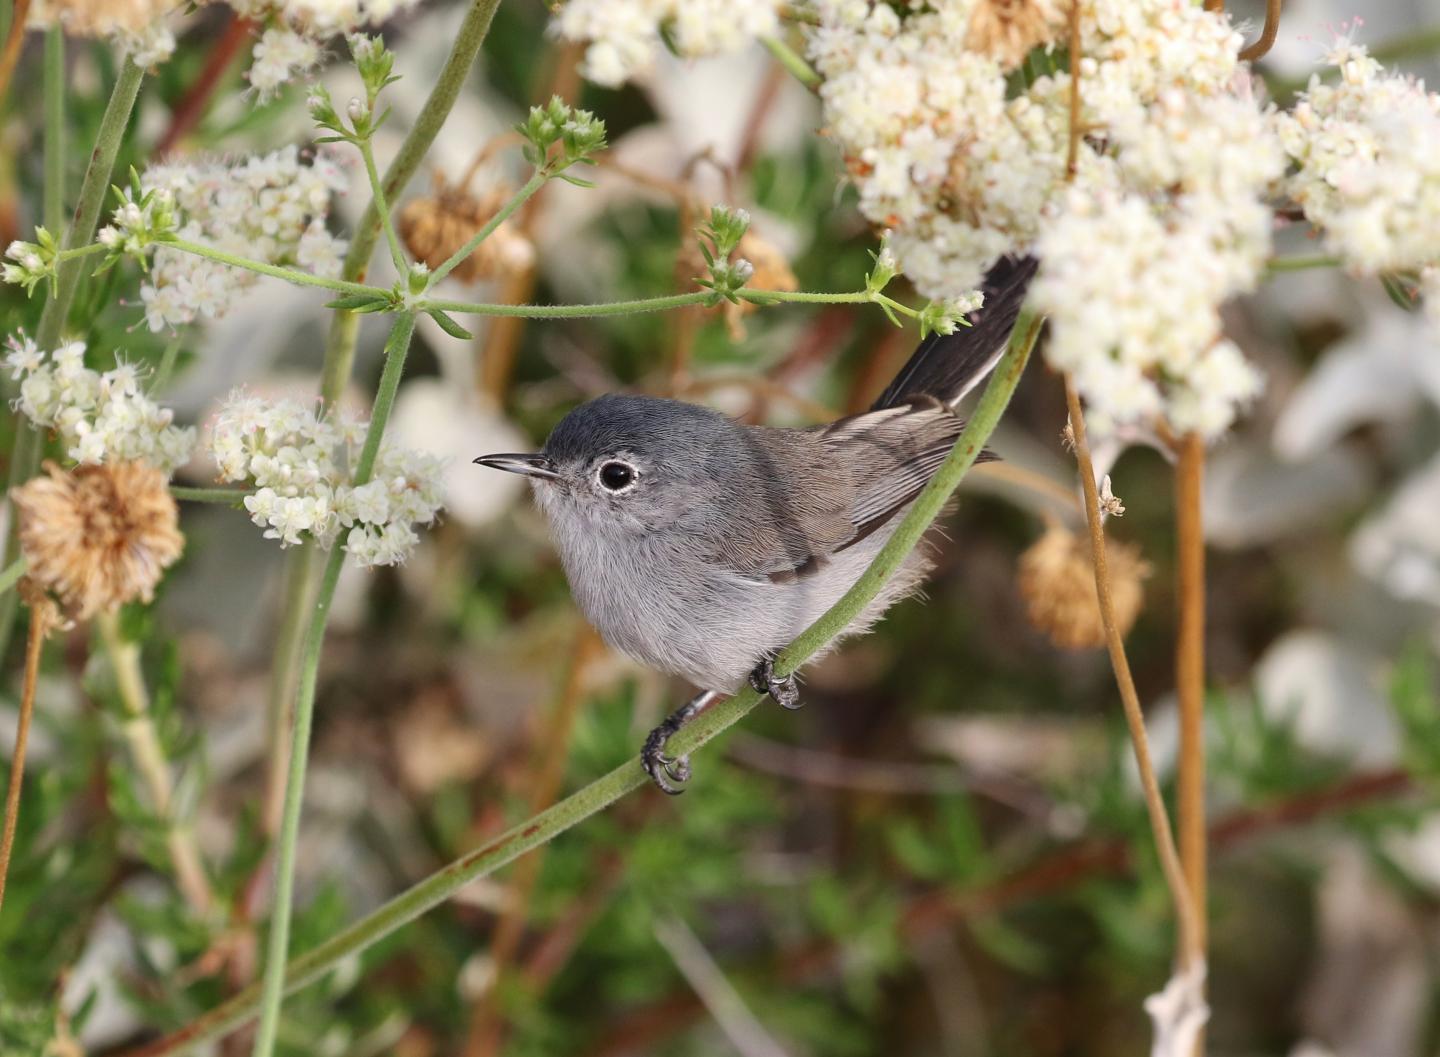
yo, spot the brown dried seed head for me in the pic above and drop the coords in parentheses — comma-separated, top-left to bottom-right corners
(1017, 525, 1149, 650)
(398, 181, 536, 285)
(965, 0, 1068, 69)
(27, 0, 167, 36)
(13, 461, 184, 621)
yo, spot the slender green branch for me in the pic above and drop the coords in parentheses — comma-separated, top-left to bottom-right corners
(428, 169, 546, 286)
(249, 313, 418, 1057)
(1265, 254, 1342, 274)
(170, 486, 249, 505)
(55, 242, 109, 263)
(43, 28, 64, 234)
(422, 291, 716, 318)
(163, 238, 388, 298)
(761, 35, 822, 90)
(319, 0, 504, 408)
(0, 558, 27, 597)
(0, 57, 145, 663)
(120, 311, 1043, 1057)
(422, 286, 919, 321)
(356, 137, 409, 277)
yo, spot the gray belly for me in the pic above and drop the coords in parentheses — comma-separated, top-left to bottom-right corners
(555, 521, 935, 693)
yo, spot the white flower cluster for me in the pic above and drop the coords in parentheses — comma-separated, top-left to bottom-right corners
(1278, 41, 1440, 276)
(223, 0, 423, 93)
(553, 0, 784, 87)
(209, 392, 445, 568)
(3, 334, 195, 473)
(808, 0, 1279, 440)
(103, 146, 348, 333)
(26, 0, 177, 67)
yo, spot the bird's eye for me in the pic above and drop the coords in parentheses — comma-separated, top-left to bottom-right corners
(598, 460, 636, 492)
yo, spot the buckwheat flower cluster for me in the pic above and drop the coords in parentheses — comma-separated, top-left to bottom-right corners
(808, 0, 1252, 296)
(26, 0, 178, 66)
(553, 0, 784, 87)
(103, 146, 348, 333)
(209, 392, 444, 568)
(1277, 41, 1440, 276)
(3, 333, 196, 472)
(220, 0, 423, 93)
(1033, 88, 1280, 439)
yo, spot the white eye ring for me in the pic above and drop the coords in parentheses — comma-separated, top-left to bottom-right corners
(596, 459, 639, 493)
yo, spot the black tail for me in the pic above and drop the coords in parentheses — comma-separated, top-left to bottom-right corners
(870, 254, 1039, 412)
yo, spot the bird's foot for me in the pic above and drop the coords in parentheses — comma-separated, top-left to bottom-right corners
(749, 657, 802, 710)
(639, 690, 715, 795)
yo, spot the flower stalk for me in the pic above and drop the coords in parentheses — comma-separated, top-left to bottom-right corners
(249, 312, 418, 1057)
(1175, 432, 1208, 959)
(428, 169, 546, 286)
(0, 583, 48, 917)
(119, 307, 1043, 1057)
(1062, 375, 1202, 967)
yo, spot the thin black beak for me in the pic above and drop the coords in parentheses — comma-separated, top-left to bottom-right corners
(473, 452, 561, 480)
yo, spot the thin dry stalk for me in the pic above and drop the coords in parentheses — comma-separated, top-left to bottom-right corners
(1062, 375, 1202, 966)
(0, 589, 51, 914)
(98, 610, 215, 917)
(1175, 431, 1207, 954)
(0, 0, 32, 107)
(463, 626, 602, 1057)
(1239, 0, 1282, 61)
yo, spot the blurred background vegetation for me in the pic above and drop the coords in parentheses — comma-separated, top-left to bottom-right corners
(3, 1, 1440, 1055)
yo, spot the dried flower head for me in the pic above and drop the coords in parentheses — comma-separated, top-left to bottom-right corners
(1017, 525, 1149, 650)
(965, 0, 1065, 69)
(398, 180, 536, 285)
(13, 461, 184, 620)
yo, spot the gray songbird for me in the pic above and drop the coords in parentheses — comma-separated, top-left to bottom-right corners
(477, 255, 1037, 792)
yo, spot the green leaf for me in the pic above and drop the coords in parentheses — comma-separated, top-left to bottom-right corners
(426, 308, 474, 340)
(324, 292, 390, 311)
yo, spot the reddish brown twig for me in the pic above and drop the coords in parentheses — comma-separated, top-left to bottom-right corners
(1239, 0, 1283, 62)
(0, 586, 54, 915)
(1063, 377, 1202, 966)
(1175, 431, 1207, 960)
(0, 0, 33, 109)
(155, 13, 254, 156)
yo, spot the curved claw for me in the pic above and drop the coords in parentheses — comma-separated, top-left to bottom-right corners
(642, 730, 689, 795)
(749, 657, 803, 710)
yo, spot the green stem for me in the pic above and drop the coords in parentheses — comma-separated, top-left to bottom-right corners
(170, 486, 249, 505)
(427, 169, 545, 286)
(1265, 253, 1342, 274)
(43, 27, 64, 234)
(125, 310, 1042, 1057)
(356, 137, 409, 277)
(163, 238, 388, 298)
(55, 242, 109, 263)
(0, 57, 145, 664)
(320, 0, 503, 409)
(422, 291, 716, 318)
(248, 313, 417, 1057)
(422, 287, 910, 320)
(761, 35, 821, 90)
(260, 545, 321, 840)
(0, 558, 27, 597)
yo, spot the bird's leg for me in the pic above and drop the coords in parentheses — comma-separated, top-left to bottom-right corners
(749, 656, 801, 710)
(641, 689, 720, 795)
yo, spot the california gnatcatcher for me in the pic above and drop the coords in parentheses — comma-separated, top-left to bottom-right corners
(477, 255, 1037, 793)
